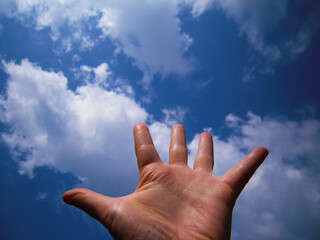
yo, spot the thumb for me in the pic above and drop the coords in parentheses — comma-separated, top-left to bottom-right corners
(63, 188, 116, 227)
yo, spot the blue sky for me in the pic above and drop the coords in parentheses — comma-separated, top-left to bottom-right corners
(0, 0, 319, 239)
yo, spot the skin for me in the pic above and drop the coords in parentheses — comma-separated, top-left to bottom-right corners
(63, 123, 269, 240)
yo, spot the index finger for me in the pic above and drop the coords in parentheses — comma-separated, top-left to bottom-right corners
(134, 123, 161, 172)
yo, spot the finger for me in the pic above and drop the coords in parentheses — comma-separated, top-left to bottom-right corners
(63, 188, 116, 228)
(134, 123, 161, 171)
(193, 132, 214, 172)
(221, 147, 269, 196)
(169, 124, 188, 166)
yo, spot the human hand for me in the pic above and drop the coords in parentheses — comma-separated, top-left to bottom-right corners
(63, 123, 268, 239)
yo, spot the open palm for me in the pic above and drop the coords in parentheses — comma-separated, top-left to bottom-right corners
(63, 123, 268, 240)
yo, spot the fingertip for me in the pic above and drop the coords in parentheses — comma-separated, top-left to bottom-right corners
(260, 146, 269, 156)
(134, 122, 148, 133)
(172, 124, 185, 130)
(62, 188, 85, 205)
(62, 188, 116, 225)
(200, 132, 212, 139)
(252, 147, 269, 161)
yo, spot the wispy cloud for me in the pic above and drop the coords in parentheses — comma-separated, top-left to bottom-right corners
(162, 107, 189, 126)
(184, 0, 320, 81)
(36, 192, 48, 201)
(188, 0, 319, 60)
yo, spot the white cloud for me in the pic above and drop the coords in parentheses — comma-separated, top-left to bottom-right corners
(3, 0, 194, 84)
(74, 63, 134, 97)
(3, 0, 318, 85)
(209, 112, 320, 239)
(0, 59, 148, 195)
(78, 63, 112, 86)
(180, 0, 214, 17)
(98, 1, 194, 84)
(162, 107, 189, 126)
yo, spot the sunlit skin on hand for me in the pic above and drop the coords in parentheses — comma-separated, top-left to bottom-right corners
(63, 123, 268, 240)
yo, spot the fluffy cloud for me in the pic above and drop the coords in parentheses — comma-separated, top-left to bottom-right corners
(230, 112, 320, 240)
(1, 59, 148, 195)
(2, 0, 193, 83)
(188, 111, 320, 239)
(75, 62, 134, 96)
(1, 59, 319, 239)
(97, 1, 194, 84)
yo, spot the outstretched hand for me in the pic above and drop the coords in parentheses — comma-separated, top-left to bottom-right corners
(63, 123, 268, 240)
